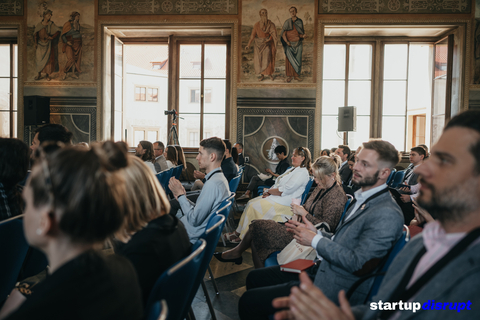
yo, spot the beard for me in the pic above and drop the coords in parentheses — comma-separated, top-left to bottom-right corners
(260, 15, 268, 29)
(352, 170, 379, 187)
(416, 177, 480, 224)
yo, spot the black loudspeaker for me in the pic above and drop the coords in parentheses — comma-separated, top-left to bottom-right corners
(24, 96, 50, 126)
(338, 106, 356, 132)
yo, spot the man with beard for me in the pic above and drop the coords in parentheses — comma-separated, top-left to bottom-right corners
(245, 9, 277, 81)
(33, 10, 61, 81)
(270, 110, 480, 320)
(280, 7, 306, 82)
(60, 12, 82, 80)
(238, 140, 404, 320)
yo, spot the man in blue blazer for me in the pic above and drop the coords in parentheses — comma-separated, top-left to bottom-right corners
(271, 110, 480, 320)
(238, 140, 404, 319)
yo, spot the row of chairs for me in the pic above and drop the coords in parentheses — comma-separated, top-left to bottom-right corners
(146, 193, 235, 320)
(156, 165, 184, 197)
(387, 169, 406, 188)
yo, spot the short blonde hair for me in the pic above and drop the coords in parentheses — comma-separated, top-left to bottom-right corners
(117, 156, 170, 241)
(312, 156, 341, 185)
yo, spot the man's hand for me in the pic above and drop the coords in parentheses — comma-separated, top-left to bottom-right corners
(412, 200, 434, 223)
(193, 170, 205, 180)
(272, 272, 355, 320)
(399, 186, 410, 193)
(286, 219, 316, 246)
(168, 177, 186, 200)
(265, 168, 274, 175)
(400, 194, 411, 203)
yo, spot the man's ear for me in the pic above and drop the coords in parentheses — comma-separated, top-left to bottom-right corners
(209, 151, 217, 163)
(379, 168, 390, 180)
(38, 207, 58, 237)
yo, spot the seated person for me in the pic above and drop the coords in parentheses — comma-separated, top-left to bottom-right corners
(113, 156, 191, 306)
(234, 142, 245, 166)
(174, 145, 191, 181)
(165, 145, 178, 169)
(336, 145, 352, 185)
(271, 111, 480, 320)
(29, 123, 73, 159)
(0, 142, 143, 320)
(343, 153, 361, 196)
(191, 139, 238, 190)
(237, 140, 404, 320)
(153, 141, 168, 172)
(0, 138, 29, 221)
(134, 140, 157, 174)
(168, 137, 230, 244)
(237, 145, 290, 200)
(225, 147, 311, 243)
(214, 156, 346, 267)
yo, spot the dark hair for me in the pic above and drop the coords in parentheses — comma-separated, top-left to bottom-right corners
(338, 145, 351, 158)
(29, 141, 129, 244)
(444, 110, 480, 174)
(235, 142, 243, 149)
(330, 147, 337, 153)
(274, 145, 287, 156)
(231, 147, 239, 164)
(362, 140, 400, 169)
(223, 139, 232, 154)
(174, 145, 185, 167)
(348, 153, 356, 162)
(290, 6, 297, 13)
(0, 138, 29, 189)
(294, 147, 312, 172)
(165, 145, 178, 165)
(321, 149, 330, 156)
(411, 146, 426, 158)
(200, 137, 225, 162)
(139, 140, 155, 163)
(36, 124, 73, 145)
(154, 141, 165, 151)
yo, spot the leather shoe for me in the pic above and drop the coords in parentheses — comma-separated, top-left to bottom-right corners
(213, 252, 243, 265)
(237, 193, 250, 200)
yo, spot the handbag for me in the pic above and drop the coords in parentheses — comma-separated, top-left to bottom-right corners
(277, 222, 330, 265)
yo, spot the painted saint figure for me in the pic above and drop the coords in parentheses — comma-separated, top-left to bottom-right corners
(33, 10, 61, 81)
(61, 12, 82, 80)
(245, 9, 277, 81)
(280, 7, 306, 82)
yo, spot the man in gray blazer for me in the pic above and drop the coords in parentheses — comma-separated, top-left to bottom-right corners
(238, 140, 404, 319)
(153, 141, 168, 172)
(271, 110, 480, 320)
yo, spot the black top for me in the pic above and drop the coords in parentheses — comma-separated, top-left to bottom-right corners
(6, 250, 143, 320)
(115, 214, 191, 305)
(238, 153, 245, 166)
(275, 158, 290, 176)
(339, 163, 352, 185)
(221, 157, 238, 182)
(0, 183, 23, 222)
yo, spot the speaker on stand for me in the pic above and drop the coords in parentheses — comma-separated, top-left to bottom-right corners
(338, 106, 356, 145)
(24, 96, 51, 145)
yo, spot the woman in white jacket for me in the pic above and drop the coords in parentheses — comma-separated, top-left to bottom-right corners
(227, 147, 311, 242)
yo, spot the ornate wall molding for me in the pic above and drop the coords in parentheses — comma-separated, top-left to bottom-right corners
(0, 0, 23, 16)
(319, 0, 471, 14)
(99, 0, 238, 15)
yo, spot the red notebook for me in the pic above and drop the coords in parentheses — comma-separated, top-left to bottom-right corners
(280, 259, 315, 273)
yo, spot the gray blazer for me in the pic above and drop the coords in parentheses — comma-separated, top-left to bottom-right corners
(353, 234, 480, 320)
(154, 155, 168, 173)
(314, 190, 404, 306)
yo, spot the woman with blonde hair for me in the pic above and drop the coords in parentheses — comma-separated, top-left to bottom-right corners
(214, 156, 346, 267)
(113, 156, 191, 306)
(224, 147, 312, 244)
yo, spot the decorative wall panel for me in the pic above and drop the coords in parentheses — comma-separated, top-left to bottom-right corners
(237, 97, 315, 185)
(319, 0, 471, 14)
(0, 0, 23, 15)
(98, 0, 238, 15)
(24, 97, 97, 146)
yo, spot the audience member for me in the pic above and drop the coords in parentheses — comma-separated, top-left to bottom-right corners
(226, 147, 311, 243)
(343, 153, 360, 196)
(191, 139, 238, 190)
(238, 140, 403, 319)
(0, 142, 142, 320)
(168, 137, 230, 244)
(174, 145, 190, 181)
(237, 145, 290, 200)
(114, 156, 190, 306)
(330, 147, 337, 154)
(165, 145, 177, 168)
(232, 146, 239, 165)
(234, 142, 245, 166)
(30, 124, 73, 158)
(214, 156, 346, 267)
(153, 141, 168, 172)
(321, 149, 330, 156)
(335, 145, 352, 185)
(272, 110, 480, 320)
(0, 138, 29, 221)
(135, 140, 156, 174)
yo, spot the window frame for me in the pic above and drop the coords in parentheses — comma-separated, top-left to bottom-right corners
(0, 40, 17, 138)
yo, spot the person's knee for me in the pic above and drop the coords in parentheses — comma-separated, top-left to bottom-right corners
(246, 269, 262, 290)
